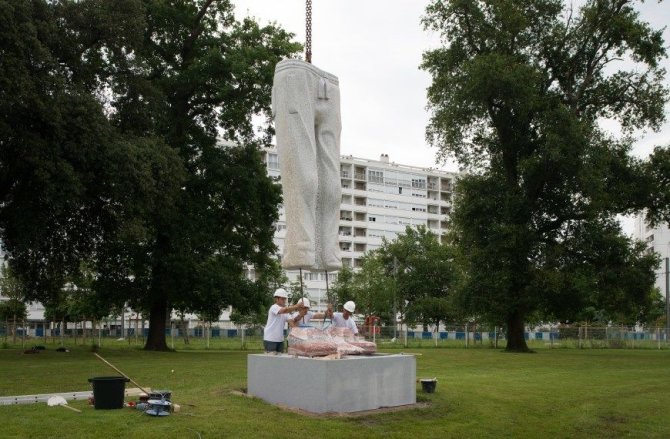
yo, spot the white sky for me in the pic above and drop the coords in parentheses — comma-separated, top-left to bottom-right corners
(234, 0, 670, 175)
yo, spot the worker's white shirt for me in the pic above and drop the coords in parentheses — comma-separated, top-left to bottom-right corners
(264, 304, 289, 342)
(331, 312, 358, 334)
(290, 311, 314, 326)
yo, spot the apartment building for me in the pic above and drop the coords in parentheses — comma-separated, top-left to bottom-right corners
(263, 149, 459, 311)
(633, 214, 670, 298)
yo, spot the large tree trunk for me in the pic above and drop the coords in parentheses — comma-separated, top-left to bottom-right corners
(181, 315, 190, 345)
(505, 311, 531, 352)
(144, 296, 169, 351)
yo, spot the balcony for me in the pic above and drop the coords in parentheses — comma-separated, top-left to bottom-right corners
(353, 227, 367, 238)
(338, 228, 352, 237)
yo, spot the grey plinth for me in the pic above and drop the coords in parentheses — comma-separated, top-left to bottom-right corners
(247, 354, 416, 413)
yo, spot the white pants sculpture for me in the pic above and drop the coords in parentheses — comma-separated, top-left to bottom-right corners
(272, 59, 342, 271)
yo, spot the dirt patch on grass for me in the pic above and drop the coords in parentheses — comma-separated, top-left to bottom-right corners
(600, 414, 628, 425)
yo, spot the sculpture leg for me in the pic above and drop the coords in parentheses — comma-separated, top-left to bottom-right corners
(273, 68, 318, 270)
(315, 77, 342, 271)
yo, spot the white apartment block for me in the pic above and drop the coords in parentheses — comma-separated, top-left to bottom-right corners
(633, 214, 670, 298)
(263, 149, 459, 311)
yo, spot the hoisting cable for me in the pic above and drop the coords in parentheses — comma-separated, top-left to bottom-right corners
(298, 268, 305, 325)
(299, 268, 305, 299)
(322, 270, 331, 328)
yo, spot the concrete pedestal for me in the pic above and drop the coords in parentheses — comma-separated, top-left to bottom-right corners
(247, 353, 416, 413)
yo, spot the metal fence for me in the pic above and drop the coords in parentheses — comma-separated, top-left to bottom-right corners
(364, 324, 670, 350)
(2, 321, 669, 350)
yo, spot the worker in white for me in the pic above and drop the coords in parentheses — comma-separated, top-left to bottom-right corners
(288, 298, 329, 328)
(272, 59, 342, 271)
(327, 301, 358, 335)
(263, 288, 303, 353)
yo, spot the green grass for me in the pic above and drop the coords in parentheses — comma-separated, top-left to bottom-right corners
(1, 346, 669, 438)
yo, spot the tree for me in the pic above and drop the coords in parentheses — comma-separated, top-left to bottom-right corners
(99, 1, 300, 351)
(0, 266, 28, 343)
(228, 261, 289, 335)
(229, 306, 267, 328)
(524, 218, 660, 325)
(642, 145, 670, 226)
(335, 227, 458, 331)
(0, 0, 138, 303)
(377, 226, 458, 331)
(110, 1, 300, 351)
(0, 1, 301, 350)
(330, 265, 356, 309)
(63, 262, 114, 343)
(422, 0, 667, 351)
(349, 254, 396, 321)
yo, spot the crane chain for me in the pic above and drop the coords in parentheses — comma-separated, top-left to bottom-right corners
(305, 0, 312, 63)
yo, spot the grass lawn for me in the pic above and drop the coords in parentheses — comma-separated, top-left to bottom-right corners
(1, 346, 669, 438)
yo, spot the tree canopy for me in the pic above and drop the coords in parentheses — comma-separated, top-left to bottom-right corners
(332, 226, 458, 331)
(643, 145, 670, 226)
(422, 0, 667, 351)
(0, 0, 301, 350)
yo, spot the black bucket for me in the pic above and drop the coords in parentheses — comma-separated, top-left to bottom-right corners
(88, 376, 130, 409)
(420, 379, 437, 393)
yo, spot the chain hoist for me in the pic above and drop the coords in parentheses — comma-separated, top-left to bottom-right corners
(305, 0, 312, 63)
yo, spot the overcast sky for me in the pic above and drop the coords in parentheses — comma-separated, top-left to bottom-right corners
(234, 0, 669, 174)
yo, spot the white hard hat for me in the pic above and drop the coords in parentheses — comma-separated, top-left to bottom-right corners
(298, 298, 310, 308)
(343, 301, 356, 313)
(273, 288, 288, 298)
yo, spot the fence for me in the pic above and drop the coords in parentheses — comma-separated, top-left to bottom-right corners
(2, 321, 669, 350)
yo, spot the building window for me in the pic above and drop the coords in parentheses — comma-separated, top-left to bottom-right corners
(411, 178, 426, 189)
(368, 170, 383, 183)
(267, 153, 279, 170)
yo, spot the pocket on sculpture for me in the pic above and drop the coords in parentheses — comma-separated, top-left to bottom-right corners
(286, 73, 303, 114)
